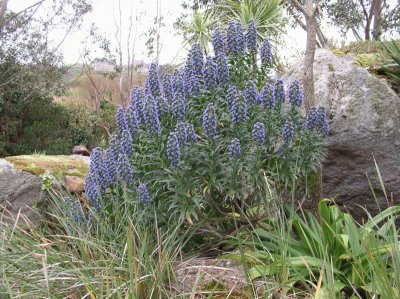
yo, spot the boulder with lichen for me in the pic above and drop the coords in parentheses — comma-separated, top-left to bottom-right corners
(0, 155, 89, 227)
(286, 49, 400, 219)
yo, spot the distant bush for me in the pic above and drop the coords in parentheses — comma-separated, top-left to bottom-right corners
(0, 93, 115, 157)
(65, 100, 116, 149)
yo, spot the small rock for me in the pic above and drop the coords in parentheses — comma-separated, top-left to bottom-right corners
(72, 145, 90, 156)
(64, 175, 85, 193)
(173, 258, 250, 296)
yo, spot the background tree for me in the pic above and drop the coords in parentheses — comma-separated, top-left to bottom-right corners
(0, 0, 93, 156)
(283, 0, 329, 48)
(287, 0, 320, 110)
(321, 0, 400, 40)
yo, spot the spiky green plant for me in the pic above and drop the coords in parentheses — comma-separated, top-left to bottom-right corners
(381, 40, 400, 92)
(213, 0, 285, 42)
(183, 11, 218, 55)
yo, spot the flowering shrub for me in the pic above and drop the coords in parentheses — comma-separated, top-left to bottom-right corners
(83, 21, 329, 230)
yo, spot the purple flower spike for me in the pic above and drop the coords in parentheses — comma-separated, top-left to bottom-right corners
(145, 63, 161, 98)
(288, 80, 303, 108)
(202, 103, 217, 139)
(215, 53, 229, 86)
(282, 120, 295, 143)
(260, 39, 272, 66)
(167, 131, 181, 168)
(212, 28, 225, 55)
(137, 182, 151, 204)
(245, 19, 257, 53)
(229, 138, 241, 159)
(252, 122, 266, 146)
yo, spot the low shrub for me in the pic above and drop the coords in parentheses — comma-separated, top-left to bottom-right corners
(1, 97, 74, 156)
(64, 99, 116, 148)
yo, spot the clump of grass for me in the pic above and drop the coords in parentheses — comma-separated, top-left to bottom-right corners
(0, 191, 189, 298)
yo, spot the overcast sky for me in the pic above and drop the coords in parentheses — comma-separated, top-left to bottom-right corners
(8, 0, 399, 66)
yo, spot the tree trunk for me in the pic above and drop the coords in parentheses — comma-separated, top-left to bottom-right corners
(286, 3, 327, 48)
(288, 0, 318, 111)
(365, 18, 372, 40)
(303, 11, 317, 110)
(361, 0, 377, 40)
(373, 0, 382, 40)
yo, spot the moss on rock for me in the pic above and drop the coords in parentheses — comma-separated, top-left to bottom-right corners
(352, 53, 383, 68)
(3, 155, 89, 179)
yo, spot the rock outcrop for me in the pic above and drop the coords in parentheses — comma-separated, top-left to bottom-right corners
(286, 49, 400, 219)
(0, 155, 89, 227)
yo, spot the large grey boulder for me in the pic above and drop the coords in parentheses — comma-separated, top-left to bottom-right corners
(0, 155, 89, 227)
(286, 49, 400, 219)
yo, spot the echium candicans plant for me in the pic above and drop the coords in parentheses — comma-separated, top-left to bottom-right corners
(81, 22, 329, 236)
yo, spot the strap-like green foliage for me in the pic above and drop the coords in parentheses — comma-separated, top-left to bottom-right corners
(233, 200, 400, 297)
(381, 40, 400, 92)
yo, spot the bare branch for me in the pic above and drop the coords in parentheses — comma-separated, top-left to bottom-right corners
(360, 0, 369, 19)
(0, 1, 43, 37)
(313, 1, 321, 17)
(0, 0, 45, 31)
(351, 27, 363, 41)
(288, 0, 309, 17)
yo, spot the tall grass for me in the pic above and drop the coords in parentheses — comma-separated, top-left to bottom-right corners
(0, 192, 189, 298)
(1, 164, 399, 298)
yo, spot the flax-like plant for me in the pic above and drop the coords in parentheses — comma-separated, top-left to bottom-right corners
(381, 40, 400, 91)
(231, 198, 400, 298)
